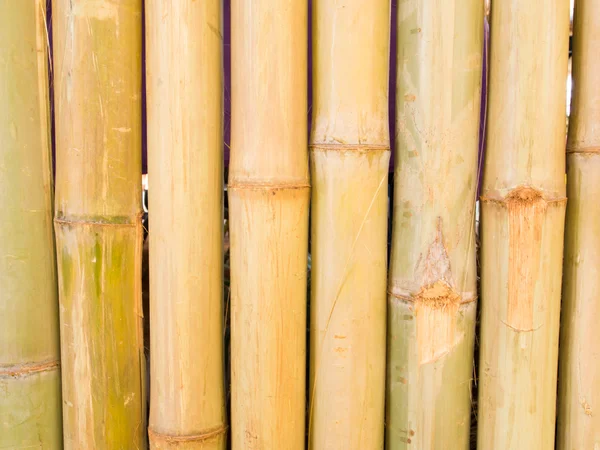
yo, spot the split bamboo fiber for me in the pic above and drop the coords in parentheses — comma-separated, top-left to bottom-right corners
(386, 2, 482, 449)
(229, 1, 309, 448)
(557, 0, 600, 447)
(0, 1, 62, 447)
(308, 1, 389, 449)
(478, 1, 569, 448)
(53, 1, 145, 447)
(146, 1, 226, 449)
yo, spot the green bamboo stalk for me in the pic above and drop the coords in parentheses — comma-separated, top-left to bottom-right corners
(478, 1, 570, 448)
(146, 1, 227, 449)
(308, 1, 390, 448)
(0, 1, 63, 448)
(229, 1, 309, 448)
(52, 1, 145, 447)
(557, 0, 600, 446)
(386, 1, 482, 448)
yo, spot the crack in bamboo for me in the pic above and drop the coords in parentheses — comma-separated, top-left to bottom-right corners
(0, 359, 60, 378)
(148, 425, 228, 443)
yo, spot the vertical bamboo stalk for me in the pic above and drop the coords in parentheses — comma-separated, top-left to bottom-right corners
(557, 0, 600, 447)
(146, 1, 226, 449)
(229, 1, 309, 448)
(52, 1, 145, 447)
(478, 1, 569, 448)
(386, 2, 482, 449)
(308, 1, 390, 448)
(0, 1, 63, 448)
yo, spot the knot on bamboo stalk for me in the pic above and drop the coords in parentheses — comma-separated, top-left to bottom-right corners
(414, 280, 461, 310)
(506, 186, 544, 205)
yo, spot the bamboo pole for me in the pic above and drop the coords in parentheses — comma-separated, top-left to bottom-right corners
(146, 1, 227, 449)
(229, 1, 309, 448)
(52, 1, 145, 447)
(386, 2, 482, 449)
(557, 0, 600, 447)
(308, 1, 390, 448)
(0, 1, 63, 448)
(478, 1, 569, 448)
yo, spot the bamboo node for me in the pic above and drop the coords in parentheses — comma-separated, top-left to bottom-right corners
(567, 145, 600, 154)
(387, 286, 476, 306)
(54, 213, 143, 227)
(414, 280, 461, 309)
(480, 186, 567, 206)
(227, 182, 310, 191)
(0, 359, 60, 378)
(148, 424, 228, 444)
(309, 143, 390, 153)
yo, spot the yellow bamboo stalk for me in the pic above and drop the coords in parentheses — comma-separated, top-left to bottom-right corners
(478, 1, 570, 448)
(52, 1, 145, 447)
(146, 1, 226, 449)
(229, 1, 309, 448)
(0, 1, 62, 448)
(308, 1, 390, 448)
(557, 0, 600, 447)
(386, 2, 482, 449)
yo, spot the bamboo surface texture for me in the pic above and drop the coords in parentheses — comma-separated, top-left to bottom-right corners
(557, 0, 600, 447)
(146, 1, 226, 449)
(229, 1, 309, 449)
(308, 1, 390, 449)
(53, 1, 146, 447)
(0, 1, 63, 448)
(387, 1, 482, 449)
(478, 1, 569, 449)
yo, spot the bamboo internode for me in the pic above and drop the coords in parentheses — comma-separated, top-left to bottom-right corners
(146, 1, 227, 449)
(53, 0, 146, 447)
(557, 0, 600, 447)
(478, 1, 570, 448)
(229, 1, 309, 449)
(309, 1, 390, 449)
(0, 1, 63, 447)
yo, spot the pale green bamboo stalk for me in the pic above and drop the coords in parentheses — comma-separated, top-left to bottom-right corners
(52, 1, 145, 447)
(478, 1, 570, 448)
(229, 1, 309, 448)
(146, 1, 227, 449)
(0, 1, 62, 448)
(557, 0, 600, 447)
(386, 2, 482, 449)
(308, 1, 390, 448)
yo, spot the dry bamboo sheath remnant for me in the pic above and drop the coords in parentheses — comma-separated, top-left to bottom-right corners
(229, 0, 309, 449)
(478, 1, 569, 449)
(0, 1, 63, 447)
(386, 1, 483, 449)
(557, 0, 600, 447)
(53, 0, 146, 447)
(309, 1, 390, 449)
(146, 1, 227, 449)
